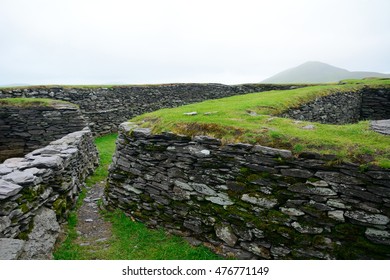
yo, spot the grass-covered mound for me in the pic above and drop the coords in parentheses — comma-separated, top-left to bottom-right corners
(131, 80, 390, 168)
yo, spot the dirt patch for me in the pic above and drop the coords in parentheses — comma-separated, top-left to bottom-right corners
(74, 182, 112, 255)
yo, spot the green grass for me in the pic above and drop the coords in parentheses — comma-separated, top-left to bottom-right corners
(54, 133, 220, 260)
(0, 97, 74, 107)
(339, 77, 390, 86)
(131, 82, 390, 167)
(85, 133, 118, 186)
(104, 210, 221, 260)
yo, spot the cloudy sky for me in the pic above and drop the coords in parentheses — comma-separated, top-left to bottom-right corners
(0, 0, 389, 85)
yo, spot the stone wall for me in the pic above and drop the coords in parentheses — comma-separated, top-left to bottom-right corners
(0, 84, 300, 135)
(0, 101, 87, 162)
(0, 128, 98, 259)
(106, 122, 390, 260)
(280, 87, 390, 124)
(361, 87, 390, 120)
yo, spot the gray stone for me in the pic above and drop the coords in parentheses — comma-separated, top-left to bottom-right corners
(315, 171, 363, 185)
(241, 194, 277, 209)
(183, 112, 197, 116)
(190, 183, 216, 196)
(366, 171, 390, 180)
(291, 222, 323, 234)
(20, 207, 60, 259)
(365, 228, 390, 245)
(123, 184, 143, 195)
(132, 128, 152, 137)
(29, 155, 64, 169)
(288, 183, 337, 196)
(328, 210, 345, 222)
(119, 122, 138, 133)
(307, 180, 328, 187)
(271, 246, 291, 258)
(251, 228, 265, 238)
(0, 238, 25, 260)
(241, 242, 271, 259)
(187, 146, 211, 157)
(0, 165, 13, 175)
(205, 194, 234, 206)
(370, 119, 390, 135)
(183, 218, 203, 234)
(3, 158, 31, 170)
(302, 124, 315, 130)
(172, 186, 191, 201)
(345, 211, 389, 225)
(326, 199, 348, 209)
(215, 223, 238, 247)
(252, 145, 292, 159)
(281, 168, 313, 178)
(174, 180, 193, 191)
(3, 168, 41, 185)
(0, 179, 22, 200)
(280, 207, 305, 216)
(0, 216, 11, 232)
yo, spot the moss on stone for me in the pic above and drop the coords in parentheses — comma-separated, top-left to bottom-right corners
(53, 198, 67, 217)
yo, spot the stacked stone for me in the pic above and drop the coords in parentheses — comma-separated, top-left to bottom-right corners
(280, 91, 363, 124)
(106, 122, 390, 260)
(0, 128, 98, 259)
(280, 87, 390, 124)
(0, 84, 300, 135)
(0, 101, 87, 162)
(361, 88, 390, 120)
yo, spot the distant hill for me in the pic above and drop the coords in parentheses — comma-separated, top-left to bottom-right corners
(262, 61, 390, 83)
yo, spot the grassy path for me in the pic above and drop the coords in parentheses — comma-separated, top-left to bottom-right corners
(54, 134, 220, 260)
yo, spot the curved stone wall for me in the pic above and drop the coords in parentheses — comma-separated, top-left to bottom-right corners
(0, 84, 300, 135)
(280, 87, 390, 124)
(0, 100, 87, 162)
(106, 123, 390, 260)
(0, 128, 98, 259)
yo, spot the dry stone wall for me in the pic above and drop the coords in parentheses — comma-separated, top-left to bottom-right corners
(361, 87, 390, 120)
(280, 87, 390, 124)
(0, 84, 300, 135)
(106, 122, 390, 260)
(0, 101, 87, 162)
(0, 128, 98, 259)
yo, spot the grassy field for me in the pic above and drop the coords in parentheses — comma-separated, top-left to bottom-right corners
(54, 133, 220, 260)
(131, 81, 390, 168)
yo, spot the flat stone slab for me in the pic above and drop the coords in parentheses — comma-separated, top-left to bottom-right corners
(0, 238, 25, 260)
(371, 119, 390, 135)
(0, 179, 23, 200)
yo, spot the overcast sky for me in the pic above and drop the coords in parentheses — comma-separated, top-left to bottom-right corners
(0, 0, 389, 85)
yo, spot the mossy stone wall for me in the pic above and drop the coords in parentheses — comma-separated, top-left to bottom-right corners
(106, 122, 390, 259)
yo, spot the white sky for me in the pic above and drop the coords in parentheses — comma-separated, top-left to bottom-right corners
(0, 0, 389, 85)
